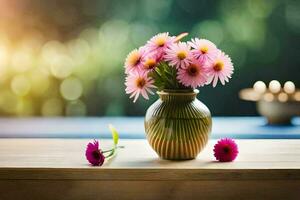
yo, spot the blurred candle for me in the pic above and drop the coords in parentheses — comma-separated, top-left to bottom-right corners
(278, 92, 288, 102)
(253, 81, 266, 94)
(294, 91, 300, 101)
(269, 80, 281, 93)
(263, 93, 274, 102)
(283, 81, 295, 94)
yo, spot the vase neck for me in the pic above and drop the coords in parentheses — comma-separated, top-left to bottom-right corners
(157, 89, 198, 102)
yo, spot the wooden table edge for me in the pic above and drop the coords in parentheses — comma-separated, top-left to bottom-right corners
(1, 168, 300, 181)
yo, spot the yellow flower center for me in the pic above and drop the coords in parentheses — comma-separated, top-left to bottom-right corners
(200, 46, 208, 54)
(155, 37, 166, 47)
(129, 51, 141, 66)
(144, 58, 156, 69)
(213, 61, 224, 71)
(177, 51, 187, 60)
(187, 64, 200, 76)
(136, 78, 146, 89)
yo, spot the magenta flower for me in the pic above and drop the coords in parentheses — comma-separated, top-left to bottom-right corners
(85, 140, 105, 166)
(164, 42, 193, 69)
(177, 60, 208, 88)
(205, 50, 234, 87)
(125, 71, 156, 102)
(124, 47, 146, 74)
(213, 138, 238, 162)
(146, 32, 175, 58)
(189, 38, 218, 63)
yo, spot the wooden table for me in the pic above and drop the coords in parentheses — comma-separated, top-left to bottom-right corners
(0, 139, 300, 200)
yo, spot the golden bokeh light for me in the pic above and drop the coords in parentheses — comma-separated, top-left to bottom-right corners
(11, 75, 31, 96)
(41, 40, 68, 64)
(41, 98, 64, 116)
(67, 38, 91, 66)
(16, 98, 35, 116)
(60, 77, 83, 101)
(50, 55, 74, 79)
(66, 100, 87, 116)
(0, 44, 10, 67)
(29, 70, 50, 96)
(11, 49, 34, 73)
(0, 90, 19, 114)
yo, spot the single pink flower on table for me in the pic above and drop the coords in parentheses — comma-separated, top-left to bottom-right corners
(125, 71, 156, 102)
(177, 60, 208, 88)
(164, 42, 193, 69)
(205, 50, 234, 87)
(146, 32, 175, 58)
(213, 138, 238, 162)
(188, 38, 218, 63)
(85, 140, 105, 166)
(124, 47, 146, 74)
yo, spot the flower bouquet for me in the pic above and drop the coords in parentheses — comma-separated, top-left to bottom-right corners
(124, 32, 234, 160)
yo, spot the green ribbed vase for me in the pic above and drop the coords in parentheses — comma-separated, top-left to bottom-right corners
(144, 89, 212, 160)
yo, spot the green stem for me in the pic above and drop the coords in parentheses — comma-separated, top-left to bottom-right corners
(105, 149, 115, 159)
(154, 68, 163, 77)
(102, 149, 113, 153)
(102, 146, 124, 157)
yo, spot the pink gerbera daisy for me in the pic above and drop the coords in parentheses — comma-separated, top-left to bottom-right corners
(124, 47, 146, 74)
(141, 52, 159, 72)
(85, 140, 105, 166)
(164, 42, 193, 69)
(125, 71, 156, 102)
(205, 50, 234, 87)
(213, 138, 238, 162)
(146, 32, 175, 58)
(189, 38, 218, 63)
(177, 60, 208, 88)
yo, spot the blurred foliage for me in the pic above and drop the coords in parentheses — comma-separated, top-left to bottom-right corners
(0, 0, 298, 116)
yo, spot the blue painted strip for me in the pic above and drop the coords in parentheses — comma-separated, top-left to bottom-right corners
(0, 117, 299, 139)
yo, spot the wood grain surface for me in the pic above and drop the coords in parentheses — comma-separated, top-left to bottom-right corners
(0, 139, 300, 199)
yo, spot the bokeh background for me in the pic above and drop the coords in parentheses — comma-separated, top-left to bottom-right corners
(0, 0, 298, 117)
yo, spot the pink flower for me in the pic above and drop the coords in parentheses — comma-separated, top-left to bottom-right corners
(141, 52, 159, 72)
(177, 60, 208, 88)
(205, 50, 234, 87)
(213, 138, 238, 162)
(85, 140, 105, 166)
(125, 71, 156, 102)
(189, 38, 218, 63)
(124, 47, 146, 74)
(146, 32, 175, 58)
(164, 42, 193, 69)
